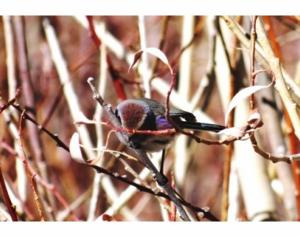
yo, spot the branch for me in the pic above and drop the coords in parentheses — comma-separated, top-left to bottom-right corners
(0, 166, 19, 221)
(87, 163, 218, 221)
(12, 104, 70, 152)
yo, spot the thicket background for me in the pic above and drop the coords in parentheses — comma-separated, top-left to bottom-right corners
(0, 16, 300, 221)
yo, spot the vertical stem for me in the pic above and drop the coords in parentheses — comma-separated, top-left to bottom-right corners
(3, 15, 27, 204)
(138, 15, 151, 98)
(178, 15, 194, 98)
(134, 150, 190, 221)
(215, 16, 236, 221)
(174, 15, 194, 186)
(13, 16, 54, 220)
(88, 21, 107, 221)
(262, 16, 300, 220)
(43, 18, 96, 160)
(152, 16, 170, 75)
(249, 16, 258, 110)
(0, 166, 19, 221)
(13, 16, 44, 164)
(3, 16, 17, 101)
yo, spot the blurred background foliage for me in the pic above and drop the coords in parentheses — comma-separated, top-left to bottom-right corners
(0, 16, 300, 221)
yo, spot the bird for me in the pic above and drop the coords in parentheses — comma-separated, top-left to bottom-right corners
(114, 98, 225, 152)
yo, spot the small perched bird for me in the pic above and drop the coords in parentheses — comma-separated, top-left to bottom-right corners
(115, 98, 225, 152)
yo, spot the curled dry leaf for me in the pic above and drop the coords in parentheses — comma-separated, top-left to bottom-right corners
(218, 126, 249, 141)
(74, 111, 96, 125)
(247, 111, 263, 129)
(247, 110, 261, 123)
(225, 82, 273, 125)
(129, 50, 143, 71)
(129, 47, 173, 74)
(218, 111, 264, 143)
(69, 132, 85, 164)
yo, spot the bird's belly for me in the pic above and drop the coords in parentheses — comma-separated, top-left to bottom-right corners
(129, 134, 174, 152)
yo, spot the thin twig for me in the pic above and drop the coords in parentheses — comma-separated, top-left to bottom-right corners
(0, 90, 20, 114)
(215, 16, 236, 221)
(138, 15, 152, 98)
(1, 106, 79, 221)
(43, 17, 96, 160)
(89, 163, 218, 221)
(13, 16, 54, 220)
(3, 15, 27, 206)
(249, 16, 258, 110)
(151, 16, 170, 76)
(86, 16, 101, 48)
(18, 115, 80, 221)
(88, 20, 107, 221)
(222, 16, 300, 140)
(12, 104, 70, 152)
(41, 84, 64, 128)
(3, 16, 17, 101)
(18, 110, 46, 221)
(0, 166, 19, 221)
(174, 15, 194, 187)
(13, 16, 46, 165)
(262, 16, 300, 219)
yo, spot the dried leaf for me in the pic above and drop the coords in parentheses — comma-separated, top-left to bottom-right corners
(248, 111, 263, 129)
(69, 132, 85, 164)
(218, 126, 248, 140)
(74, 111, 95, 125)
(128, 51, 143, 71)
(248, 110, 261, 122)
(225, 82, 273, 125)
(129, 47, 173, 74)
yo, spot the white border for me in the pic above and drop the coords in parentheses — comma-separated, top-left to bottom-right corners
(0, 222, 294, 237)
(0, 0, 298, 235)
(0, 0, 298, 15)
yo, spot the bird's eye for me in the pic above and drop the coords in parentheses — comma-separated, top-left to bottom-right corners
(115, 109, 121, 122)
(178, 116, 187, 122)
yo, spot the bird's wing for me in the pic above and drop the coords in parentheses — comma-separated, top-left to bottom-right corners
(169, 108, 196, 122)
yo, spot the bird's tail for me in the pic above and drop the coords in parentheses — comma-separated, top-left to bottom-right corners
(178, 121, 225, 132)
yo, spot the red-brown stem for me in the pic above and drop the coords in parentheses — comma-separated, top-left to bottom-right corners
(29, 174, 45, 221)
(11, 103, 70, 151)
(151, 16, 170, 76)
(4, 17, 53, 218)
(163, 68, 200, 143)
(249, 16, 258, 110)
(20, 112, 80, 221)
(0, 89, 20, 114)
(106, 54, 127, 100)
(13, 17, 56, 218)
(1, 138, 80, 221)
(290, 134, 300, 220)
(263, 16, 300, 219)
(86, 16, 101, 48)
(41, 84, 64, 128)
(160, 92, 207, 143)
(169, 172, 177, 221)
(215, 16, 237, 221)
(0, 166, 19, 221)
(13, 16, 46, 165)
(155, 17, 205, 79)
